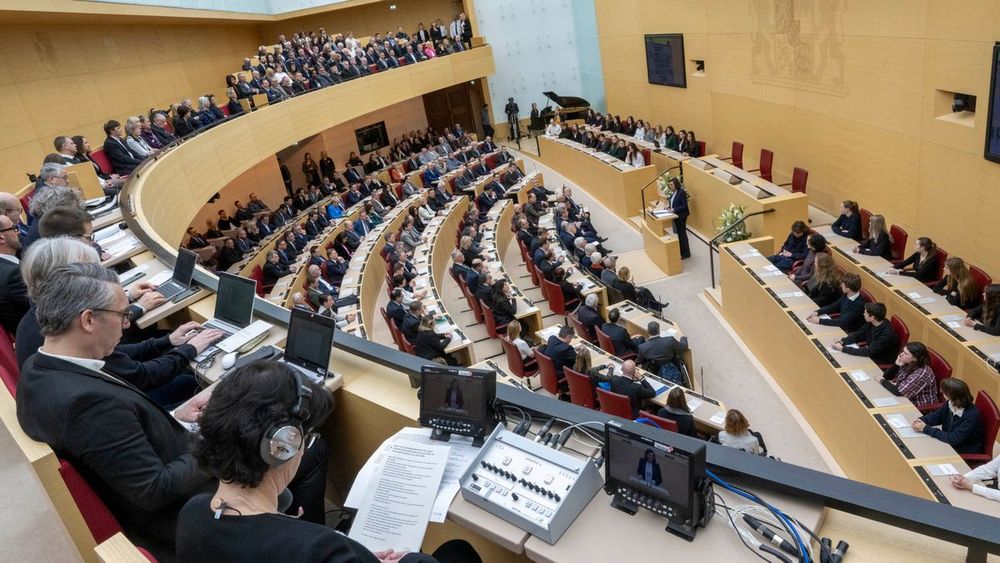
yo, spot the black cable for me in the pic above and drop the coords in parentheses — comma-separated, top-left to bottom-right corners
(714, 493, 773, 563)
(711, 474, 806, 562)
(788, 515, 833, 563)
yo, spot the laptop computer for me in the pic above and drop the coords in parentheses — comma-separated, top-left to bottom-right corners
(281, 308, 336, 382)
(203, 272, 257, 336)
(154, 248, 197, 300)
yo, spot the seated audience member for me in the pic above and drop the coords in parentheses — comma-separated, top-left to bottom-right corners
(262, 250, 294, 288)
(601, 308, 644, 357)
(576, 293, 603, 340)
(186, 227, 209, 249)
(16, 263, 225, 557)
(950, 455, 1000, 502)
(889, 237, 939, 282)
(541, 325, 577, 380)
(637, 321, 688, 385)
(879, 342, 938, 407)
(23, 183, 82, 250)
(178, 361, 476, 562)
(805, 253, 841, 307)
(790, 234, 827, 287)
(807, 273, 865, 332)
(590, 359, 654, 418)
(103, 119, 144, 175)
(216, 238, 244, 271)
(855, 214, 893, 260)
(574, 347, 612, 382)
(831, 302, 899, 365)
(933, 257, 981, 309)
(831, 200, 863, 241)
(552, 267, 583, 305)
(401, 301, 423, 343)
(656, 387, 697, 437)
(415, 314, 459, 365)
(150, 113, 177, 146)
(506, 322, 534, 361)
(125, 120, 155, 159)
(0, 214, 27, 335)
(914, 378, 984, 455)
(964, 284, 1000, 336)
(488, 279, 517, 328)
(768, 220, 809, 273)
(717, 410, 762, 454)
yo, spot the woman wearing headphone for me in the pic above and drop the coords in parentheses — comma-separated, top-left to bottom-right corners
(177, 361, 480, 562)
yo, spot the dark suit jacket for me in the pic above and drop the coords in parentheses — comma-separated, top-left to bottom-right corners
(842, 321, 900, 365)
(576, 305, 602, 340)
(415, 330, 450, 360)
(0, 258, 28, 335)
(637, 335, 688, 372)
(401, 313, 421, 343)
(16, 353, 209, 545)
(542, 335, 576, 377)
(263, 261, 291, 287)
(817, 294, 865, 332)
(636, 458, 663, 486)
(103, 136, 143, 175)
(602, 322, 638, 356)
(386, 301, 406, 327)
(598, 374, 655, 418)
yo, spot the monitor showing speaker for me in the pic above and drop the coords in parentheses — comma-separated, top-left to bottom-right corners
(604, 421, 712, 540)
(419, 365, 497, 445)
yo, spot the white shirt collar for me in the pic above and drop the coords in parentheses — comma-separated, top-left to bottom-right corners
(38, 348, 105, 373)
(0, 253, 18, 264)
(949, 402, 965, 417)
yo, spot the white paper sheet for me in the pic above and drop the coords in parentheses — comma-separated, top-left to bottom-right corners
(709, 412, 726, 425)
(686, 397, 704, 411)
(928, 464, 959, 476)
(849, 370, 870, 382)
(872, 397, 899, 407)
(347, 441, 449, 553)
(896, 427, 927, 439)
(885, 414, 908, 429)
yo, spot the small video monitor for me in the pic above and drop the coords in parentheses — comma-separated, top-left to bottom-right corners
(604, 422, 706, 537)
(419, 365, 496, 444)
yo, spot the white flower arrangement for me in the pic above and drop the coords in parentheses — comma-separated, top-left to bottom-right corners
(717, 203, 750, 242)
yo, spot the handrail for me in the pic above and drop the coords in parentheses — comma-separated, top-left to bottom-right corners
(708, 208, 775, 289)
(638, 164, 681, 222)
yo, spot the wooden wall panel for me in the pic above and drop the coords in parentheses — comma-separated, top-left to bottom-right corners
(595, 0, 1000, 276)
(0, 22, 261, 191)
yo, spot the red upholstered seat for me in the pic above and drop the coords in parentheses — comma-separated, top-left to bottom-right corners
(641, 149, 651, 166)
(639, 410, 680, 432)
(565, 367, 596, 409)
(749, 148, 773, 182)
(542, 279, 578, 316)
(888, 225, 908, 262)
(58, 459, 123, 545)
(969, 265, 992, 295)
(596, 388, 632, 419)
(725, 141, 744, 169)
(917, 348, 952, 413)
(534, 348, 563, 396)
(961, 391, 1000, 467)
(859, 208, 872, 240)
(0, 327, 17, 397)
(89, 149, 114, 176)
(923, 248, 948, 288)
(567, 313, 594, 343)
(480, 299, 509, 338)
(778, 167, 808, 194)
(249, 265, 265, 296)
(596, 326, 636, 361)
(499, 336, 538, 380)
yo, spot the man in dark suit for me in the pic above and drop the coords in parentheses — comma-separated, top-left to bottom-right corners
(401, 301, 423, 343)
(637, 321, 688, 374)
(102, 120, 143, 175)
(576, 294, 603, 341)
(602, 309, 644, 357)
(150, 113, 177, 146)
(808, 273, 866, 333)
(541, 325, 577, 379)
(0, 215, 28, 335)
(323, 248, 348, 286)
(233, 229, 254, 254)
(185, 227, 208, 249)
(592, 360, 655, 419)
(354, 212, 374, 238)
(386, 289, 406, 327)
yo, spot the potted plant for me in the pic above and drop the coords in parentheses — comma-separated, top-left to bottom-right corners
(717, 203, 750, 242)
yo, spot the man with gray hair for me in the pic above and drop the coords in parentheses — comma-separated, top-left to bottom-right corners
(23, 185, 84, 249)
(590, 358, 654, 418)
(37, 162, 69, 192)
(600, 256, 619, 286)
(576, 293, 604, 341)
(16, 262, 214, 556)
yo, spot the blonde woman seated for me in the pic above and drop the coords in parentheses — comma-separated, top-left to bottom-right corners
(805, 253, 841, 308)
(506, 322, 534, 361)
(717, 409, 762, 454)
(573, 346, 613, 379)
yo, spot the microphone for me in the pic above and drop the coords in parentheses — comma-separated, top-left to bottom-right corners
(742, 514, 799, 557)
(534, 418, 555, 442)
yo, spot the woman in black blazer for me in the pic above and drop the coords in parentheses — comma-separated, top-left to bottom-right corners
(681, 130, 700, 157)
(831, 200, 863, 241)
(964, 284, 1000, 336)
(656, 387, 697, 437)
(914, 378, 984, 454)
(414, 314, 458, 365)
(889, 237, 938, 281)
(667, 177, 691, 259)
(855, 214, 893, 260)
(934, 258, 982, 309)
(489, 280, 517, 327)
(806, 253, 841, 307)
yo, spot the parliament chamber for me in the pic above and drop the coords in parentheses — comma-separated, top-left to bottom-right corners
(1, 1, 999, 562)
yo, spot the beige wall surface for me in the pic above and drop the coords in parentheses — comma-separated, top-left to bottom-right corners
(255, 0, 457, 44)
(596, 0, 1000, 275)
(0, 21, 262, 191)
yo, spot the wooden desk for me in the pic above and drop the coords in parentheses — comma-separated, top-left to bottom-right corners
(641, 220, 682, 276)
(680, 158, 808, 254)
(537, 136, 659, 221)
(118, 256, 210, 329)
(719, 238, 1000, 511)
(812, 225, 1000, 408)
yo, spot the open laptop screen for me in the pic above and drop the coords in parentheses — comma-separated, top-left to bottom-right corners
(285, 308, 335, 379)
(215, 272, 256, 329)
(173, 248, 198, 286)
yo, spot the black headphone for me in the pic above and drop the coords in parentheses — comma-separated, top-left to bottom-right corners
(259, 367, 313, 467)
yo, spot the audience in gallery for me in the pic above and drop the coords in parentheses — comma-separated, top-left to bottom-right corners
(914, 378, 985, 455)
(831, 200, 863, 241)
